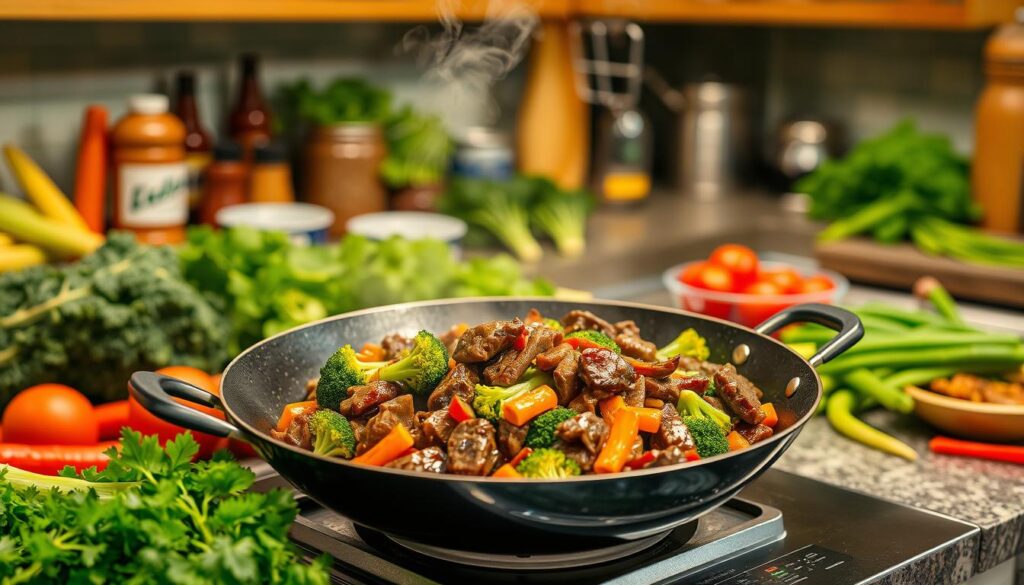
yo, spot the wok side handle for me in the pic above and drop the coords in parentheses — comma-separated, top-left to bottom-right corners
(129, 371, 242, 439)
(754, 303, 864, 368)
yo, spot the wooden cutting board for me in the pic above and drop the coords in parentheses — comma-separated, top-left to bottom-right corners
(815, 238, 1024, 308)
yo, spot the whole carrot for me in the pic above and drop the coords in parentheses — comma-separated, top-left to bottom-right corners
(74, 106, 108, 233)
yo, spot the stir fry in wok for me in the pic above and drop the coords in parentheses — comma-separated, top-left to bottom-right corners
(271, 309, 780, 477)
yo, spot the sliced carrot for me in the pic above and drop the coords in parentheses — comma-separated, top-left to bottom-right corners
(448, 357, 456, 370)
(357, 342, 385, 362)
(503, 385, 558, 426)
(761, 403, 778, 428)
(599, 395, 626, 427)
(352, 424, 415, 466)
(632, 407, 663, 433)
(594, 408, 640, 474)
(727, 431, 750, 451)
(492, 463, 522, 478)
(275, 400, 317, 432)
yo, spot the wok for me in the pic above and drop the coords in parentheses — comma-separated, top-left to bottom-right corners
(129, 298, 861, 553)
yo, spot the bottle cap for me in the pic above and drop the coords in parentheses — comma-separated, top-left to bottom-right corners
(214, 141, 243, 161)
(176, 71, 195, 94)
(128, 94, 170, 115)
(254, 142, 288, 163)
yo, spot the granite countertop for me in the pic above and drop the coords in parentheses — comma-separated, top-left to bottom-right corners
(540, 191, 1024, 578)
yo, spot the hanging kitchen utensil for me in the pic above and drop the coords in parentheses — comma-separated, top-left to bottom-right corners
(570, 20, 652, 204)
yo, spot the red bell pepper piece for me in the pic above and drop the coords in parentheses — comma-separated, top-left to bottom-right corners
(514, 327, 530, 351)
(509, 447, 533, 468)
(448, 396, 476, 423)
(624, 450, 656, 470)
(684, 449, 701, 462)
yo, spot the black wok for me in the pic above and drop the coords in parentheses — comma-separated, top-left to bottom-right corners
(129, 298, 861, 553)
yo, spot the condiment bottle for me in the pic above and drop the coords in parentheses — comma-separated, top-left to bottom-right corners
(250, 143, 295, 203)
(175, 71, 214, 220)
(201, 142, 248, 226)
(228, 53, 272, 157)
(111, 94, 189, 245)
(974, 11, 1024, 233)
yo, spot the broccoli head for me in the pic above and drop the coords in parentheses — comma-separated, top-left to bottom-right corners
(473, 368, 554, 423)
(656, 328, 710, 362)
(565, 330, 620, 353)
(317, 345, 387, 410)
(308, 409, 357, 459)
(524, 407, 577, 449)
(377, 330, 450, 395)
(542, 318, 563, 332)
(515, 448, 581, 479)
(677, 389, 732, 458)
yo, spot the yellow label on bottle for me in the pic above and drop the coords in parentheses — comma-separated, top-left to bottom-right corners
(603, 173, 650, 202)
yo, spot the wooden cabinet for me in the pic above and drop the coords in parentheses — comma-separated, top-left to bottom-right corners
(0, 0, 1014, 28)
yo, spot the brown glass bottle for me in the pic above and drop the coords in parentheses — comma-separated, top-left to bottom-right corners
(175, 71, 214, 217)
(201, 142, 248, 226)
(229, 54, 272, 156)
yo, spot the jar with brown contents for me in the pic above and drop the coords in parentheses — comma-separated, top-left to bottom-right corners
(303, 123, 387, 238)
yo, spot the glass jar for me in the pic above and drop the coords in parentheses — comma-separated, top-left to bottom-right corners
(303, 123, 387, 238)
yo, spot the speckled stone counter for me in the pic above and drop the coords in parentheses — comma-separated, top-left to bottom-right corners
(776, 411, 1024, 573)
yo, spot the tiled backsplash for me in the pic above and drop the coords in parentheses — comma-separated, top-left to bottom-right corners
(0, 20, 990, 196)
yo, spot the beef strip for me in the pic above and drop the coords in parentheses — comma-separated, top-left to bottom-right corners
(498, 419, 529, 459)
(579, 348, 637, 398)
(270, 407, 315, 449)
(560, 310, 616, 337)
(339, 380, 402, 418)
(629, 356, 680, 379)
(358, 394, 418, 455)
(644, 372, 711, 404)
(452, 319, 524, 363)
(536, 343, 573, 371)
(651, 404, 695, 450)
(385, 446, 447, 473)
(552, 351, 582, 405)
(650, 445, 689, 468)
(568, 390, 599, 414)
(714, 363, 765, 424)
(623, 375, 646, 408)
(613, 320, 657, 361)
(680, 357, 763, 400)
(555, 441, 597, 472)
(735, 422, 774, 444)
(483, 325, 557, 386)
(555, 412, 608, 455)
(438, 324, 466, 357)
(380, 333, 413, 360)
(703, 394, 726, 412)
(447, 419, 501, 476)
(427, 363, 478, 411)
(629, 436, 644, 461)
(418, 409, 456, 448)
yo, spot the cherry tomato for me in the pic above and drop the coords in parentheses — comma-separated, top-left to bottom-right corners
(708, 244, 759, 289)
(800, 275, 835, 294)
(738, 281, 788, 327)
(695, 263, 736, 292)
(678, 261, 708, 287)
(760, 267, 804, 294)
(2, 384, 98, 445)
(128, 366, 227, 459)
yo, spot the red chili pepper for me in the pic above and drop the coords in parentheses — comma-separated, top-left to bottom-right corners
(509, 447, 533, 468)
(563, 337, 606, 351)
(930, 436, 1024, 465)
(684, 449, 701, 462)
(624, 450, 656, 470)
(514, 327, 530, 351)
(0, 441, 119, 475)
(448, 396, 476, 423)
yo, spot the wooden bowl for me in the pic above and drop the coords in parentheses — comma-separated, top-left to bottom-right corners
(905, 385, 1024, 443)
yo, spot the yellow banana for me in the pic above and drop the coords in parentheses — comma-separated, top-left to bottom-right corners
(0, 194, 102, 258)
(0, 243, 46, 271)
(3, 143, 90, 231)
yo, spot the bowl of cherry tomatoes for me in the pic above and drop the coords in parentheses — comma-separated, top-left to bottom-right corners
(662, 244, 849, 327)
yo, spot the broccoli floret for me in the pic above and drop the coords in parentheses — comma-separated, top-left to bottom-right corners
(542, 318, 563, 332)
(515, 448, 581, 478)
(531, 186, 595, 258)
(656, 329, 710, 361)
(318, 345, 387, 410)
(473, 368, 554, 423)
(525, 407, 577, 448)
(683, 417, 729, 458)
(565, 330, 621, 353)
(677, 389, 731, 458)
(308, 409, 357, 459)
(377, 330, 450, 395)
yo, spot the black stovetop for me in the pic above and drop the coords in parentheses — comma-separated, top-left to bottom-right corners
(252, 468, 977, 585)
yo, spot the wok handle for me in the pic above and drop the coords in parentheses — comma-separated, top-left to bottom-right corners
(755, 303, 863, 368)
(128, 371, 243, 439)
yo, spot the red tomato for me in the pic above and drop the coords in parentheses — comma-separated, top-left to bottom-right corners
(689, 263, 736, 292)
(800, 275, 835, 294)
(708, 244, 759, 289)
(128, 366, 227, 459)
(738, 281, 788, 327)
(678, 261, 708, 287)
(760, 267, 804, 294)
(2, 384, 98, 445)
